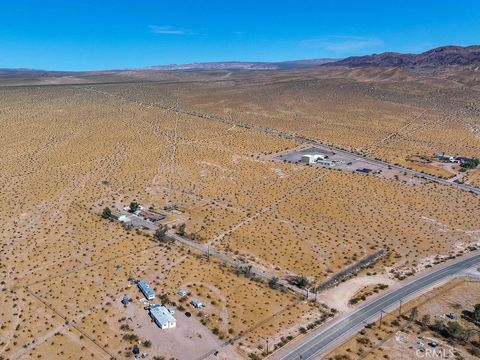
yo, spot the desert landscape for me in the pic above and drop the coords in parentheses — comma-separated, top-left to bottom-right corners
(326, 276, 480, 360)
(1, 45, 480, 360)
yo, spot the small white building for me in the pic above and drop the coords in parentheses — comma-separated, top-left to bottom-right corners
(190, 299, 203, 308)
(150, 305, 176, 329)
(118, 215, 132, 224)
(301, 154, 326, 164)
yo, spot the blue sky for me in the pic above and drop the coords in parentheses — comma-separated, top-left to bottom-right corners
(1, 0, 479, 71)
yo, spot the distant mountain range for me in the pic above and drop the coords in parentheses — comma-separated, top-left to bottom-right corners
(325, 45, 480, 69)
(0, 68, 73, 76)
(146, 59, 336, 71)
(0, 59, 336, 75)
(1, 46, 479, 75)
(145, 45, 480, 72)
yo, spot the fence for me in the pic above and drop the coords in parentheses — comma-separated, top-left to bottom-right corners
(315, 249, 386, 292)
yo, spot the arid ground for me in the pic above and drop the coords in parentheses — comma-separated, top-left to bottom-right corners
(326, 276, 480, 360)
(1, 66, 479, 359)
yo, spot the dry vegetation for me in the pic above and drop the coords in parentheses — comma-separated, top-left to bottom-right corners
(131, 68, 480, 179)
(326, 278, 480, 360)
(1, 66, 479, 359)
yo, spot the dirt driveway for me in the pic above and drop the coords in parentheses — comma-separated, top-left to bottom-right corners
(115, 299, 224, 360)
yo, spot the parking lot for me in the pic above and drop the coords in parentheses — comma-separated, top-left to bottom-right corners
(276, 146, 384, 173)
(272, 146, 430, 187)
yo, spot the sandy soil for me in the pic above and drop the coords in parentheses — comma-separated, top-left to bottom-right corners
(317, 275, 396, 312)
(1, 68, 480, 360)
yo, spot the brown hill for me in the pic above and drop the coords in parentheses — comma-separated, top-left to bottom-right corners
(326, 45, 480, 69)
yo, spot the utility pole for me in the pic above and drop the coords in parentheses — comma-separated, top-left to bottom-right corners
(207, 245, 210, 261)
(379, 310, 385, 329)
(266, 338, 269, 354)
(399, 299, 403, 317)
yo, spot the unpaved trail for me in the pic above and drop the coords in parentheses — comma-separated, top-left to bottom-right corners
(317, 275, 396, 313)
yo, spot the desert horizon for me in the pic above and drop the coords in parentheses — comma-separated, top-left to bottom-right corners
(1, 2, 480, 360)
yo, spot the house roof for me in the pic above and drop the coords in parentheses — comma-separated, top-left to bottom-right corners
(137, 280, 154, 298)
(150, 305, 176, 325)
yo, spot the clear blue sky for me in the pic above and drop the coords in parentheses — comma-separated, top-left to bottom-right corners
(1, 0, 479, 71)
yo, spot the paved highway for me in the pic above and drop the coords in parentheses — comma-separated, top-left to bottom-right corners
(278, 252, 480, 360)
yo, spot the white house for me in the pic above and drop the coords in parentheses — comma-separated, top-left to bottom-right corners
(150, 305, 176, 329)
(301, 154, 326, 164)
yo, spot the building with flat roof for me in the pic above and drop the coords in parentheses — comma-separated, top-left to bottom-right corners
(137, 280, 155, 300)
(301, 154, 326, 164)
(149, 305, 176, 329)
